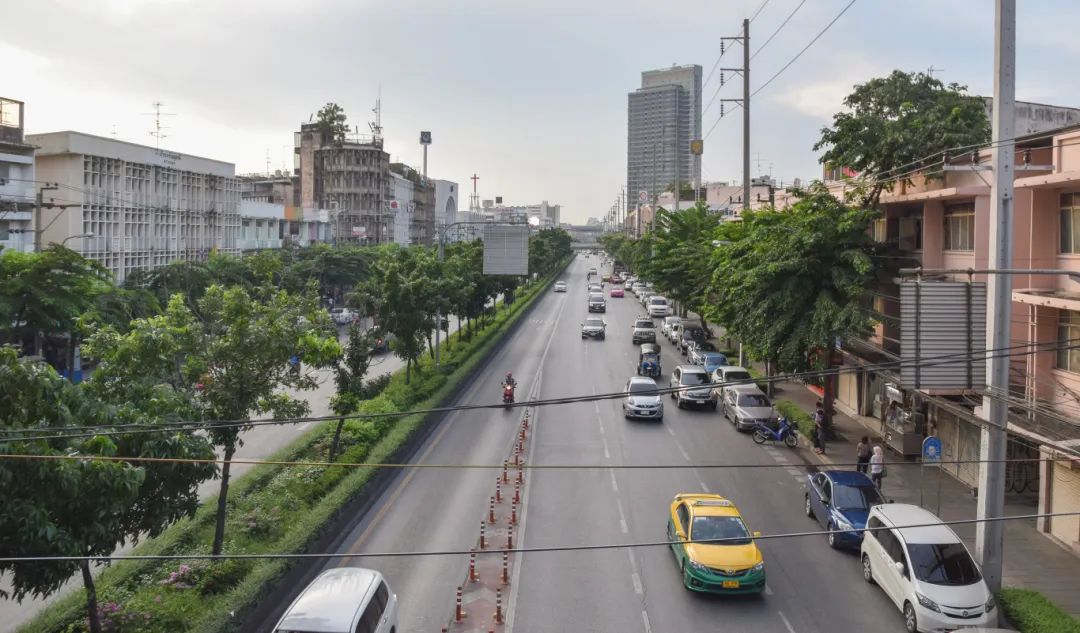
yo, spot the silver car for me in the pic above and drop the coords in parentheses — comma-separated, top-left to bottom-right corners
(623, 376, 664, 420)
(668, 365, 717, 410)
(273, 567, 397, 633)
(722, 385, 778, 432)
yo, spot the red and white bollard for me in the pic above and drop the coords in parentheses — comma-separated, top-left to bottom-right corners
(514, 482, 521, 505)
(495, 480, 502, 503)
(516, 466, 524, 484)
(502, 460, 509, 483)
(495, 588, 504, 624)
(455, 586, 465, 622)
(488, 496, 496, 524)
(469, 552, 479, 582)
(480, 521, 486, 550)
(509, 506, 517, 525)
(507, 524, 514, 549)
(501, 551, 509, 584)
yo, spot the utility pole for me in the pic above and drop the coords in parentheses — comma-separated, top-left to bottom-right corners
(742, 18, 750, 213)
(33, 184, 59, 252)
(976, 0, 1014, 595)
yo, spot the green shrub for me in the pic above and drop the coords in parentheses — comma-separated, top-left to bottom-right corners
(1000, 588, 1080, 633)
(775, 400, 815, 438)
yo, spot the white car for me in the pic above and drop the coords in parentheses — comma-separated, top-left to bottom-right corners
(861, 504, 996, 633)
(554, 281, 567, 292)
(330, 308, 356, 325)
(647, 295, 670, 318)
(273, 567, 398, 633)
(661, 316, 682, 340)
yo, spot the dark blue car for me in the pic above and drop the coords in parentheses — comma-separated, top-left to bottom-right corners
(804, 470, 883, 549)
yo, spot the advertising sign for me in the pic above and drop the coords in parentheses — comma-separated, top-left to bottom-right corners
(482, 225, 529, 276)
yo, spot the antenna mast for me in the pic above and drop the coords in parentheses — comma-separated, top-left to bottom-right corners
(142, 101, 175, 149)
(369, 87, 383, 142)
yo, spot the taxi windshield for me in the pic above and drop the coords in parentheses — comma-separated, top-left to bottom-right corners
(690, 515, 751, 545)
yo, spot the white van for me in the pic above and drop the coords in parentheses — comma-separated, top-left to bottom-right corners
(647, 295, 670, 318)
(860, 504, 996, 633)
(274, 567, 398, 633)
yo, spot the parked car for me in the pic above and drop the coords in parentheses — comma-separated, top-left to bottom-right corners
(678, 326, 709, 354)
(666, 494, 765, 594)
(662, 316, 683, 340)
(329, 308, 356, 325)
(638, 290, 655, 307)
(700, 352, 730, 374)
(623, 376, 663, 420)
(581, 317, 607, 339)
(610, 274, 624, 285)
(804, 470, 884, 549)
(588, 283, 603, 296)
(366, 328, 396, 354)
(709, 365, 755, 403)
(553, 280, 567, 292)
(861, 504, 997, 633)
(588, 292, 607, 313)
(272, 567, 397, 633)
(687, 341, 720, 365)
(647, 295, 671, 318)
(632, 317, 657, 344)
(610, 287, 624, 298)
(669, 365, 716, 409)
(721, 385, 777, 432)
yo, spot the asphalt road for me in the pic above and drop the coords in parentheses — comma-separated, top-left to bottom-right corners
(257, 256, 911, 633)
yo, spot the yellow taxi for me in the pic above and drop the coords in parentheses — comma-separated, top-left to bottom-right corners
(666, 493, 766, 594)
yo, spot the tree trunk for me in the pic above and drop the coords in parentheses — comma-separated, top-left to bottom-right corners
(328, 416, 346, 463)
(822, 344, 836, 434)
(765, 358, 774, 398)
(427, 333, 435, 359)
(81, 559, 101, 633)
(405, 358, 411, 384)
(211, 443, 236, 556)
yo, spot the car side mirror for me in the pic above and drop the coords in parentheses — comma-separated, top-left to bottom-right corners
(894, 561, 905, 575)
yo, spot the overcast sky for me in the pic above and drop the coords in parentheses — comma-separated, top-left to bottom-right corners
(5, 0, 1080, 223)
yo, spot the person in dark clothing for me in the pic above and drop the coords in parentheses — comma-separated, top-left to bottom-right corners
(856, 435, 871, 473)
(813, 401, 827, 454)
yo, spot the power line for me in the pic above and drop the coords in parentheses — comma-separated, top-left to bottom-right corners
(749, 0, 772, 22)
(750, 0, 806, 61)
(3, 510, 1077, 563)
(752, 0, 858, 98)
(4, 336, 1078, 443)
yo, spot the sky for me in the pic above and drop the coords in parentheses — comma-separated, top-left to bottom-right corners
(5, 0, 1080, 224)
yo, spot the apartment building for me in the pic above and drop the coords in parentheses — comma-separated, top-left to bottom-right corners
(627, 65, 702, 204)
(27, 131, 240, 282)
(0, 97, 35, 253)
(827, 123, 1080, 554)
(388, 163, 435, 247)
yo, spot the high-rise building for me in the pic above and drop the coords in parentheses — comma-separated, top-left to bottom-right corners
(627, 64, 702, 205)
(0, 97, 36, 253)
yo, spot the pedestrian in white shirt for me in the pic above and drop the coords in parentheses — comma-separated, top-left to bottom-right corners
(870, 445, 886, 490)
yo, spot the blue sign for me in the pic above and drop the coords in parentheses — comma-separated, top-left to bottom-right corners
(922, 436, 943, 463)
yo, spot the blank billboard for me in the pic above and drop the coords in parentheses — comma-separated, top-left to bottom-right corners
(483, 225, 529, 276)
(900, 281, 987, 390)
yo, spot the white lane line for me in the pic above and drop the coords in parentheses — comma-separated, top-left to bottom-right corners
(778, 610, 797, 633)
(665, 425, 676, 437)
(610, 468, 619, 492)
(765, 583, 774, 596)
(616, 497, 628, 533)
(785, 467, 802, 478)
(620, 518, 629, 533)
(602, 437, 611, 460)
(641, 610, 653, 633)
(698, 479, 710, 492)
(769, 452, 789, 463)
(670, 436, 691, 461)
(632, 572, 643, 595)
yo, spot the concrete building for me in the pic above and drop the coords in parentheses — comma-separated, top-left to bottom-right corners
(981, 98, 1080, 136)
(820, 123, 1080, 555)
(388, 163, 435, 246)
(433, 179, 459, 228)
(27, 131, 240, 283)
(627, 64, 702, 206)
(295, 123, 391, 244)
(238, 200, 285, 251)
(0, 97, 35, 253)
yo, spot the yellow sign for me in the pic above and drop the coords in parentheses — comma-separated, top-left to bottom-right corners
(690, 139, 704, 155)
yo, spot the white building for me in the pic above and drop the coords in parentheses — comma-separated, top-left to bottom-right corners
(433, 179, 458, 228)
(27, 131, 241, 282)
(390, 172, 413, 246)
(0, 98, 36, 253)
(238, 201, 285, 251)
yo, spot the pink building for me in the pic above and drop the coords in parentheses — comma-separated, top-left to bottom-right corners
(833, 124, 1080, 554)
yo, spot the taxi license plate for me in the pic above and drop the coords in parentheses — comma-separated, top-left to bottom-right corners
(722, 580, 740, 589)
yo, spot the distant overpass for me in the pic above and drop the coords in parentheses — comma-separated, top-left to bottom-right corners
(567, 224, 604, 250)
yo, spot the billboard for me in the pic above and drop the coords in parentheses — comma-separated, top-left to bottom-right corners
(482, 225, 529, 276)
(900, 281, 987, 390)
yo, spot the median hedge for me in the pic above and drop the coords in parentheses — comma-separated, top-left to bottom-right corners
(21, 257, 572, 633)
(1000, 588, 1080, 633)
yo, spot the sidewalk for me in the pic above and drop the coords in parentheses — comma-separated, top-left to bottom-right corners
(762, 373, 1080, 620)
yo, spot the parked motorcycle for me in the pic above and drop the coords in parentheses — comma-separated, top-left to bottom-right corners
(751, 416, 798, 448)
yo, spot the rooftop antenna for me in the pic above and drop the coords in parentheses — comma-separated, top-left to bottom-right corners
(369, 86, 383, 140)
(110, 125, 118, 138)
(927, 65, 945, 77)
(265, 148, 272, 177)
(142, 101, 175, 149)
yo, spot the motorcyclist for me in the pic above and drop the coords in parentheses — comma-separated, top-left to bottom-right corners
(502, 372, 517, 389)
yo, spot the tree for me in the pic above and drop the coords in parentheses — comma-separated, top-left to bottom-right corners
(328, 324, 376, 462)
(709, 183, 876, 419)
(84, 284, 341, 556)
(814, 70, 990, 207)
(316, 102, 349, 145)
(0, 348, 215, 633)
(640, 203, 721, 321)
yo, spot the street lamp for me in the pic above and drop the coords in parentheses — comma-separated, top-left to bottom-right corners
(61, 232, 94, 247)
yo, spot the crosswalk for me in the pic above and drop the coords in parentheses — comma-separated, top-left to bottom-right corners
(761, 443, 810, 488)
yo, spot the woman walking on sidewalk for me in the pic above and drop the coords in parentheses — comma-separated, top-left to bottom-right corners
(869, 445, 886, 490)
(856, 436, 871, 473)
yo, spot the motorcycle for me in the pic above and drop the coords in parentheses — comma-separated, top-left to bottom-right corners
(751, 416, 799, 448)
(502, 383, 516, 408)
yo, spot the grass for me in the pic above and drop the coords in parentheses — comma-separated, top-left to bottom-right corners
(774, 399, 815, 438)
(1000, 588, 1080, 633)
(19, 258, 572, 633)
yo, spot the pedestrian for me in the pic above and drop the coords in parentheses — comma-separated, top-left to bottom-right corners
(813, 401, 827, 454)
(856, 435, 871, 473)
(870, 445, 886, 490)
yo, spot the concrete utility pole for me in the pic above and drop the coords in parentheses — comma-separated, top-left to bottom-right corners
(742, 18, 750, 213)
(33, 184, 59, 252)
(976, 0, 1015, 595)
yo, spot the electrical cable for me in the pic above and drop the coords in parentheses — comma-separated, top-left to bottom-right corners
(3, 335, 1078, 443)
(752, 0, 858, 98)
(750, 0, 806, 61)
(3, 510, 1077, 563)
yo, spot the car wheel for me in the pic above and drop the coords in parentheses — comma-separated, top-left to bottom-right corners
(676, 398, 685, 410)
(903, 601, 917, 633)
(861, 554, 875, 585)
(709, 401, 717, 411)
(827, 523, 838, 549)
(804, 494, 813, 517)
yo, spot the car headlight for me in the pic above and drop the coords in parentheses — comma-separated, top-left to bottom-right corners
(985, 595, 996, 613)
(688, 560, 709, 573)
(915, 592, 941, 613)
(834, 516, 854, 531)
(750, 561, 765, 574)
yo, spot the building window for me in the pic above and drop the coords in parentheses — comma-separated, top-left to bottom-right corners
(1057, 310, 1080, 373)
(943, 204, 974, 251)
(1059, 193, 1080, 254)
(871, 217, 887, 243)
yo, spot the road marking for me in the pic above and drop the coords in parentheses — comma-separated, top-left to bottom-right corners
(698, 479, 710, 492)
(506, 279, 568, 633)
(785, 466, 802, 478)
(664, 425, 676, 437)
(778, 610, 797, 633)
(602, 437, 611, 460)
(620, 519, 629, 534)
(670, 436, 691, 461)
(641, 610, 653, 633)
(765, 583, 774, 596)
(632, 572, 643, 595)
(610, 468, 619, 492)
